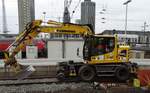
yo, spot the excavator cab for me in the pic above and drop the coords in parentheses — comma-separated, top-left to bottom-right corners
(83, 35, 115, 62)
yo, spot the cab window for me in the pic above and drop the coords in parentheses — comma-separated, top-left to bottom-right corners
(91, 37, 115, 56)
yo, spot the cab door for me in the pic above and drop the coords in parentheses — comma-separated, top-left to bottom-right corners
(83, 36, 116, 63)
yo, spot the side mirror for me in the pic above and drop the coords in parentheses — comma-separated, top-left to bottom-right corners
(77, 48, 79, 56)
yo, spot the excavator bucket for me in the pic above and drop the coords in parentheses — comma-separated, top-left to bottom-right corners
(4, 52, 35, 80)
(7, 63, 35, 80)
(15, 65, 35, 80)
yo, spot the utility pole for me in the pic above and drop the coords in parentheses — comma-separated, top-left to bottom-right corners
(142, 22, 149, 32)
(43, 12, 46, 25)
(142, 22, 149, 44)
(123, 0, 132, 43)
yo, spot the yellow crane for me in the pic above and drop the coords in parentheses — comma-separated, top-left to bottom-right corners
(3, 20, 137, 82)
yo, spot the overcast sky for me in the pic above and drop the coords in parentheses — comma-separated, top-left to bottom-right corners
(0, 0, 150, 34)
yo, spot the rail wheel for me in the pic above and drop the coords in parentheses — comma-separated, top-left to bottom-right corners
(78, 65, 95, 81)
(57, 71, 65, 81)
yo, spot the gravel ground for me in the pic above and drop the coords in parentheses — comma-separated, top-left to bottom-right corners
(0, 83, 100, 93)
(0, 80, 150, 93)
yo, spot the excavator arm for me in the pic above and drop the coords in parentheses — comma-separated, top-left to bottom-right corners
(3, 20, 93, 79)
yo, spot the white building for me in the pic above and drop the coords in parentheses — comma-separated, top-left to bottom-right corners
(117, 34, 138, 44)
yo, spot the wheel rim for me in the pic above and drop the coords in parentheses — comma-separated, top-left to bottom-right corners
(116, 66, 129, 81)
(82, 69, 93, 79)
(79, 66, 95, 81)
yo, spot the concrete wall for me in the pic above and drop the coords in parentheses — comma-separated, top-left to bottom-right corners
(48, 41, 63, 59)
(65, 41, 84, 59)
(47, 40, 84, 60)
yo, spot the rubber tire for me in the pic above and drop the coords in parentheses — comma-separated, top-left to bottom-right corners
(78, 65, 95, 81)
(115, 66, 130, 81)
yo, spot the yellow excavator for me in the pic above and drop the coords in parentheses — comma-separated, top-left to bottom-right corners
(3, 20, 138, 82)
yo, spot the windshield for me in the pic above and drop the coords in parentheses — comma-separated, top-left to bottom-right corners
(83, 36, 115, 60)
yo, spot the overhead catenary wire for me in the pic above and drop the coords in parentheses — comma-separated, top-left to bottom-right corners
(71, 0, 82, 19)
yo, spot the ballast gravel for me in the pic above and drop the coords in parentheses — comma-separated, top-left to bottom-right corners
(0, 79, 149, 93)
(0, 83, 98, 93)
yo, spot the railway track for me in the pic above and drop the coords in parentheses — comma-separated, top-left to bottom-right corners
(0, 78, 59, 86)
(0, 78, 128, 88)
(0, 75, 56, 80)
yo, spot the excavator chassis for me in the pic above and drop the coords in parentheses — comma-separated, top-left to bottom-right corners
(57, 60, 138, 83)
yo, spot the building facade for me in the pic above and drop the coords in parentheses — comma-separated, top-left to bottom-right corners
(37, 33, 82, 41)
(18, 0, 35, 33)
(102, 30, 150, 47)
(81, 0, 96, 33)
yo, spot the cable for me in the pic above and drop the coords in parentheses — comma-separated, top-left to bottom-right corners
(68, 0, 72, 8)
(71, 0, 82, 19)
